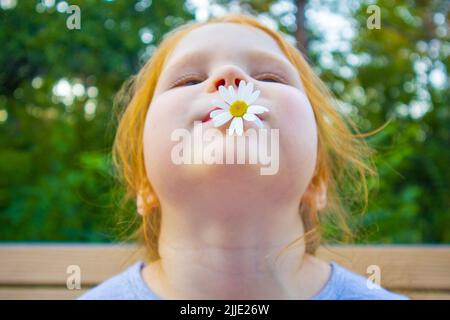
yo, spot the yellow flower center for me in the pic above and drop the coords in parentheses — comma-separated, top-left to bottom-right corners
(229, 100, 248, 117)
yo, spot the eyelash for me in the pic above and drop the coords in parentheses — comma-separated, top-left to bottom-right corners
(255, 72, 288, 84)
(169, 72, 288, 88)
(169, 73, 202, 88)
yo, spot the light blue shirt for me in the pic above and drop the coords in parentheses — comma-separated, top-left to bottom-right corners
(78, 261, 409, 300)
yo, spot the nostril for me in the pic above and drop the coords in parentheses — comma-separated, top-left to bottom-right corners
(215, 79, 225, 90)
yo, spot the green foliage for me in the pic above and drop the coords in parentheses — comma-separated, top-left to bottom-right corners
(0, 0, 194, 242)
(308, 0, 449, 243)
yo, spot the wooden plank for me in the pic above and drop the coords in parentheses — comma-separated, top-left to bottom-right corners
(0, 287, 87, 300)
(316, 245, 450, 290)
(395, 290, 450, 300)
(0, 244, 145, 286)
(0, 244, 449, 290)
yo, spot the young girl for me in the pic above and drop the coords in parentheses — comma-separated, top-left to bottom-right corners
(80, 14, 408, 300)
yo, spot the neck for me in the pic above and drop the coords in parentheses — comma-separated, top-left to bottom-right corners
(142, 201, 331, 299)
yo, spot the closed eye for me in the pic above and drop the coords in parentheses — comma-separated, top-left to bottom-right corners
(254, 72, 288, 84)
(169, 73, 204, 88)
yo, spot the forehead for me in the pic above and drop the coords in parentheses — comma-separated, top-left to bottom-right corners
(165, 22, 289, 67)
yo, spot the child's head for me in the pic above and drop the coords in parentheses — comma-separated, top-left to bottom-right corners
(113, 14, 374, 261)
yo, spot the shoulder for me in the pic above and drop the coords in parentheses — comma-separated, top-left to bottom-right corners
(77, 261, 160, 300)
(313, 262, 410, 300)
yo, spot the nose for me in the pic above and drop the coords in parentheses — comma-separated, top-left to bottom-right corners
(208, 64, 249, 92)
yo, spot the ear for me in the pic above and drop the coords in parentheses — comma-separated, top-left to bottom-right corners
(302, 180, 327, 211)
(136, 192, 157, 216)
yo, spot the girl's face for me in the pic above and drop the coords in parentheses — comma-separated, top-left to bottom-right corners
(143, 23, 318, 213)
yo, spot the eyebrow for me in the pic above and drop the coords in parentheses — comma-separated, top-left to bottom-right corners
(162, 49, 296, 78)
(162, 51, 208, 74)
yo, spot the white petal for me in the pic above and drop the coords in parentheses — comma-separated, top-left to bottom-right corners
(210, 109, 226, 118)
(243, 113, 264, 128)
(245, 82, 254, 99)
(235, 117, 244, 135)
(212, 99, 230, 110)
(228, 117, 236, 135)
(253, 116, 264, 129)
(228, 86, 237, 101)
(212, 112, 232, 127)
(237, 80, 246, 100)
(246, 90, 260, 105)
(219, 86, 233, 104)
(228, 117, 243, 136)
(247, 105, 269, 114)
(243, 113, 257, 121)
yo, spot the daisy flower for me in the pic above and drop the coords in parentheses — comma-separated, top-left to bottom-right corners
(210, 80, 269, 136)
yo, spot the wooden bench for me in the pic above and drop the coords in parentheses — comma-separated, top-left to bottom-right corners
(0, 244, 449, 299)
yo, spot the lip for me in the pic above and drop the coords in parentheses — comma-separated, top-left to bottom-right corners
(200, 107, 222, 123)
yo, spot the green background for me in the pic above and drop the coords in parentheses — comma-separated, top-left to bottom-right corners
(0, 0, 448, 244)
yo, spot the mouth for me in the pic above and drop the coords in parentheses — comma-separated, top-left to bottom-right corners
(200, 107, 266, 123)
(201, 107, 222, 123)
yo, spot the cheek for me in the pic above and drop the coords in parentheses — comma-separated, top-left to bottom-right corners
(143, 93, 190, 196)
(269, 86, 318, 190)
(142, 84, 319, 206)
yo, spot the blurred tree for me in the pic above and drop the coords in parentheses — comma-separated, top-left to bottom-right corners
(306, 0, 449, 243)
(0, 0, 448, 244)
(0, 0, 194, 241)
